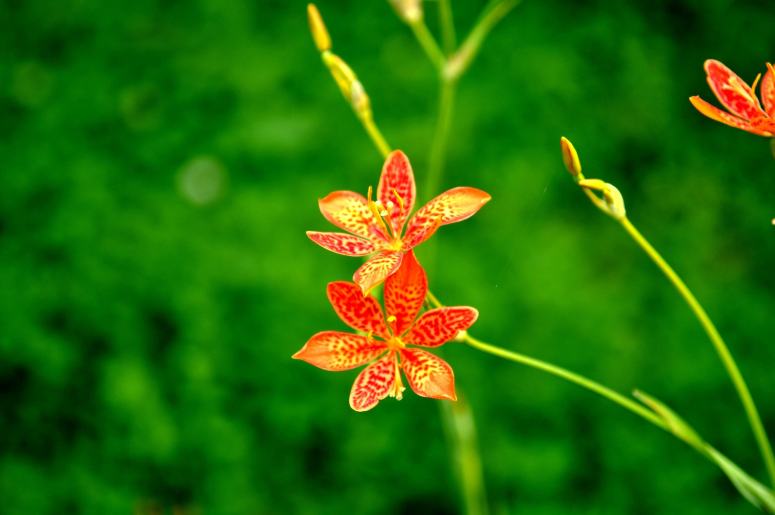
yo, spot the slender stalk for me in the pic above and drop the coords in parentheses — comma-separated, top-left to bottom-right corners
(446, 0, 520, 80)
(618, 216, 775, 487)
(361, 113, 391, 158)
(464, 334, 666, 428)
(440, 396, 488, 515)
(770, 138, 775, 160)
(438, 0, 457, 55)
(426, 78, 457, 198)
(408, 19, 446, 72)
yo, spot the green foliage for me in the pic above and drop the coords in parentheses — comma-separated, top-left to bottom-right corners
(1, 0, 774, 513)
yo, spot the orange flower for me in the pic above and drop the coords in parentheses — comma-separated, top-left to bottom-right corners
(307, 150, 491, 293)
(690, 59, 775, 137)
(293, 251, 478, 412)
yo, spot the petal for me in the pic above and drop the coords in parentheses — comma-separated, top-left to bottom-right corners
(377, 150, 416, 235)
(403, 187, 491, 249)
(293, 331, 386, 371)
(349, 353, 397, 412)
(318, 191, 389, 242)
(383, 250, 427, 336)
(327, 281, 389, 338)
(704, 59, 765, 120)
(405, 307, 478, 347)
(400, 348, 456, 401)
(761, 63, 775, 117)
(689, 96, 765, 136)
(307, 231, 377, 256)
(353, 251, 404, 294)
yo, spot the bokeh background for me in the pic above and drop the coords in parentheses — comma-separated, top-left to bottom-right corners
(1, 0, 774, 513)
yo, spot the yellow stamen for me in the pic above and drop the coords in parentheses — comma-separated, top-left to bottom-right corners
(723, 76, 761, 110)
(388, 354, 405, 400)
(367, 185, 396, 239)
(751, 73, 762, 95)
(391, 188, 405, 214)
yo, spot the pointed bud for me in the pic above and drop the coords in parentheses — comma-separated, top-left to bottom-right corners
(560, 137, 583, 180)
(307, 4, 332, 52)
(389, 0, 423, 24)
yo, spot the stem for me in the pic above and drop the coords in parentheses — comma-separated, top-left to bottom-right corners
(464, 334, 666, 428)
(770, 138, 775, 160)
(426, 78, 457, 199)
(618, 216, 775, 487)
(438, 0, 457, 55)
(361, 113, 391, 158)
(408, 19, 446, 72)
(440, 396, 488, 515)
(447, 0, 520, 80)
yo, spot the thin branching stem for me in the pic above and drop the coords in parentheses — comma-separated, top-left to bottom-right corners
(618, 216, 775, 487)
(438, 0, 457, 55)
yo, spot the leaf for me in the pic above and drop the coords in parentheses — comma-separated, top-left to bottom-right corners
(635, 390, 775, 513)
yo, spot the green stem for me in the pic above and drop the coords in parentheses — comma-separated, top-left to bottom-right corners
(770, 138, 775, 160)
(618, 216, 775, 487)
(438, 0, 457, 55)
(408, 19, 446, 72)
(446, 0, 520, 80)
(463, 334, 666, 428)
(440, 396, 488, 515)
(426, 78, 457, 199)
(361, 113, 391, 158)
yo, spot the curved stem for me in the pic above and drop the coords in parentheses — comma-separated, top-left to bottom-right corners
(619, 216, 775, 487)
(447, 0, 520, 80)
(408, 19, 446, 72)
(361, 113, 391, 158)
(426, 79, 457, 199)
(438, 0, 457, 55)
(463, 334, 666, 428)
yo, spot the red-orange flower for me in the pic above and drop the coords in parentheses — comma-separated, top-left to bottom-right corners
(690, 59, 775, 137)
(307, 150, 491, 293)
(293, 251, 478, 412)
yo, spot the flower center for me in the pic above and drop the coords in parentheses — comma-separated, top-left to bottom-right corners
(386, 336, 405, 351)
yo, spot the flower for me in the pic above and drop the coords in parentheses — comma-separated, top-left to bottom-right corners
(307, 150, 491, 293)
(690, 59, 775, 137)
(293, 251, 478, 412)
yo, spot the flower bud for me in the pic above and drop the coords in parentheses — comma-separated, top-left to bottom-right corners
(560, 136, 583, 180)
(578, 179, 627, 220)
(388, 0, 423, 24)
(307, 4, 332, 52)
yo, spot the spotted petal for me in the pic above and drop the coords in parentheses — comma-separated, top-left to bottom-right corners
(353, 251, 404, 294)
(327, 281, 389, 338)
(690, 96, 762, 135)
(349, 353, 397, 412)
(704, 59, 764, 120)
(378, 150, 416, 235)
(318, 191, 389, 242)
(400, 348, 456, 401)
(307, 231, 377, 256)
(293, 331, 386, 371)
(405, 307, 478, 347)
(383, 250, 427, 336)
(761, 63, 775, 117)
(403, 187, 491, 249)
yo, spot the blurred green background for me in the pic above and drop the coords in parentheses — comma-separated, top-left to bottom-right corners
(1, 0, 774, 513)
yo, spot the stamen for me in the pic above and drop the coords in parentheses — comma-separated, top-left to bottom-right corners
(391, 188, 405, 213)
(366, 185, 392, 237)
(751, 73, 762, 95)
(723, 76, 760, 109)
(389, 354, 405, 400)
